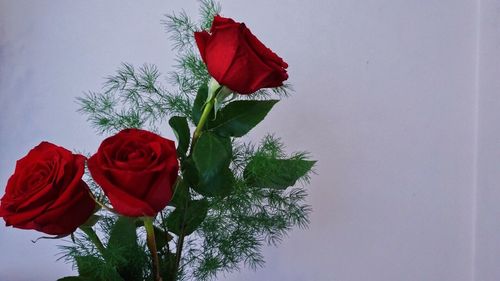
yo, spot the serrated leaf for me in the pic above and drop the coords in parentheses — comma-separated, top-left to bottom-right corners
(244, 156, 315, 189)
(192, 84, 208, 125)
(169, 116, 190, 157)
(167, 199, 209, 236)
(208, 100, 278, 137)
(193, 132, 232, 178)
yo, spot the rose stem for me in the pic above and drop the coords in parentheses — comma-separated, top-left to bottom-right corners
(144, 217, 163, 281)
(173, 194, 189, 278)
(79, 226, 105, 255)
(190, 86, 221, 150)
(174, 85, 220, 277)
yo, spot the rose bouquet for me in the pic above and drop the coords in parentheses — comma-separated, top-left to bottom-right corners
(0, 1, 315, 280)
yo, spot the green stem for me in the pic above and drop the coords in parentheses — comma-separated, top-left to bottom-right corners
(173, 86, 219, 278)
(191, 97, 216, 150)
(79, 226, 105, 255)
(174, 194, 190, 279)
(144, 217, 163, 281)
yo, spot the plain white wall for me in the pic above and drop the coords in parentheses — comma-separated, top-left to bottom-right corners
(0, 0, 491, 280)
(474, 0, 500, 280)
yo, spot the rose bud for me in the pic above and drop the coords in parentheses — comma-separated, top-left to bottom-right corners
(88, 128, 179, 217)
(195, 15, 288, 95)
(0, 142, 95, 235)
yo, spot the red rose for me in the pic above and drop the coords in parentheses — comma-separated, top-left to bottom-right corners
(0, 142, 95, 235)
(88, 128, 179, 217)
(195, 15, 288, 95)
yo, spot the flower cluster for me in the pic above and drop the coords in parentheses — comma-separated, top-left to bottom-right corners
(0, 14, 299, 281)
(0, 15, 288, 234)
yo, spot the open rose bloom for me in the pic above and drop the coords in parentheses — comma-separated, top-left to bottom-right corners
(0, 142, 95, 235)
(87, 128, 179, 217)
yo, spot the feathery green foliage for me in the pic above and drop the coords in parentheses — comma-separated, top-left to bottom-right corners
(181, 135, 313, 280)
(77, 63, 192, 135)
(66, 1, 314, 281)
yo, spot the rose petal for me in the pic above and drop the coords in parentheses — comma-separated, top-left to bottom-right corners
(0, 142, 93, 235)
(49, 155, 87, 209)
(88, 154, 156, 217)
(2, 202, 49, 227)
(210, 15, 237, 32)
(203, 24, 241, 86)
(144, 156, 178, 212)
(195, 31, 211, 64)
(37, 181, 95, 235)
(87, 128, 178, 217)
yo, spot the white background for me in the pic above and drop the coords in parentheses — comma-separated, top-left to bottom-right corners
(0, 0, 498, 280)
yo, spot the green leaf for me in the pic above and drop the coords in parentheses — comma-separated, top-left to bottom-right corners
(169, 178, 189, 208)
(106, 216, 144, 281)
(195, 166, 235, 197)
(208, 100, 279, 137)
(75, 256, 124, 281)
(191, 132, 234, 197)
(192, 84, 208, 125)
(169, 116, 190, 157)
(159, 252, 177, 281)
(244, 156, 316, 189)
(107, 217, 137, 251)
(81, 214, 101, 227)
(193, 132, 232, 178)
(153, 226, 173, 250)
(167, 199, 209, 236)
(76, 256, 103, 276)
(181, 157, 199, 188)
(187, 132, 235, 197)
